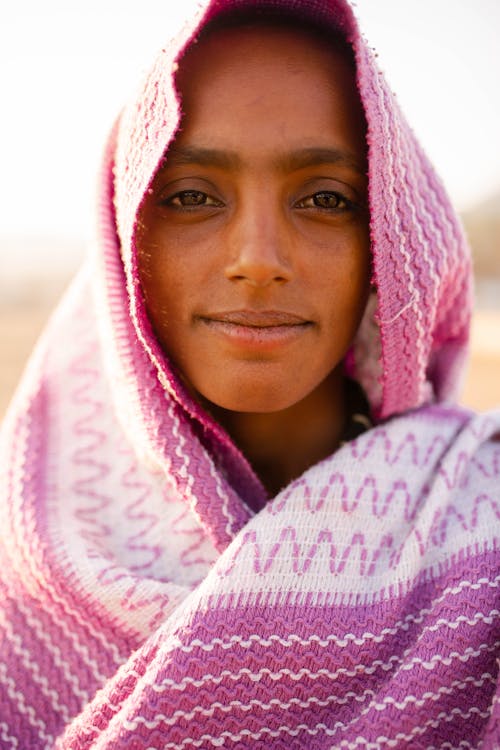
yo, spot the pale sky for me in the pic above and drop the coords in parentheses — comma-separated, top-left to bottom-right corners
(0, 1, 499, 274)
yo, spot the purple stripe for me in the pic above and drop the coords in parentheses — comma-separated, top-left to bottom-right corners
(94, 551, 499, 748)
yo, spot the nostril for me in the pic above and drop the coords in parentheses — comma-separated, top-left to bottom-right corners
(224, 238, 292, 286)
(228, 272, 289, 287)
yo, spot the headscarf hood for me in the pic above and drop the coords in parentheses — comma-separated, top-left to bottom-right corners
(93, 0, 472, 521)
(105, 0, 472, 435)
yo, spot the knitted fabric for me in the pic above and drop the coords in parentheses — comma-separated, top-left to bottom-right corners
(0, 0, 499, 748)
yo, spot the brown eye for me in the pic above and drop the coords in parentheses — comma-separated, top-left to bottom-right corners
(163, 190, 223, 208)
(173, 190, 208, 206)
(312, 191, 345, 209)
(295, 190, 354, 212)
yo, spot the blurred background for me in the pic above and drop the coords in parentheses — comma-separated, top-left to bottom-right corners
(1, 0, 499, 418)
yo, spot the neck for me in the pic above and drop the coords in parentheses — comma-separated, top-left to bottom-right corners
(207, 368, 347, 497)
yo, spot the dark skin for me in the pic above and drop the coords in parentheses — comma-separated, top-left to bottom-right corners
(136, 25, 370, 496)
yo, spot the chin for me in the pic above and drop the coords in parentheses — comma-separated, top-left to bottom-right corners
(201, 381, 302, 414)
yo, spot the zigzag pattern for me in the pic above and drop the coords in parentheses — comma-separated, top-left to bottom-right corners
(121, 458, 161, 574)
(70, 349, 113, 551)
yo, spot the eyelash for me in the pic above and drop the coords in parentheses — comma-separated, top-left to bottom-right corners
(161, 189, 357, 213)
(294, 191, 354, 212)
(162, 190, 223, 209)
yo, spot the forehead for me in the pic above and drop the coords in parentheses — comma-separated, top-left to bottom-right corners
(169, 23, 366, 172)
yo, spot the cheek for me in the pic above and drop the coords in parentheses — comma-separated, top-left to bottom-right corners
(309, 228, 371, 314)
(136, 221, 222, 339)
(346, 236, 371, 305)
(135, 219, 179, 331)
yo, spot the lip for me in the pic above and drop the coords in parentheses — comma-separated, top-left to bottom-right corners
(201, 310, 311, 326)
(197, 310, 313, 350)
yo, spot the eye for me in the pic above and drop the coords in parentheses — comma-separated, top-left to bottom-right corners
(163, 190, 223, 209)
(295, 190, 352, 211)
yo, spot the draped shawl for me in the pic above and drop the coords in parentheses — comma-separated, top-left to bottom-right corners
(1, 0, 499, 747)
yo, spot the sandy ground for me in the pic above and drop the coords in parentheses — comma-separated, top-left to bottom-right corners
(1, 300, 499, 420)
(461, 311, 500, 411)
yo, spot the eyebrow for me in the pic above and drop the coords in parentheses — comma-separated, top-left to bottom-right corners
(277, 147, 366, 177)
(165, 146, 239, 170)
(164, 145, 366, 177)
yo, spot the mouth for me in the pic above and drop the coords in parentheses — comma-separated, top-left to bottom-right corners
(202, 310, 311, 327)
(196, 310, 313, 350)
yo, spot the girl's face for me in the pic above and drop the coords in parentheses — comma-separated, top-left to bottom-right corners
(137, 25, 370, 413)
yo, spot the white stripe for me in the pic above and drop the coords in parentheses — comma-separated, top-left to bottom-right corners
(0, 663, 53, 747)
(118, 704, 493, 750)
(0, 607, 72, 722)
(159, 574, 499, 658)
(170, 393, 242, 542)
(8, 571, 121, 682)
(170, 400, 206, 533)
(5, 414, 124, 675)
(422, 610, 499, 632)
(378, 81, 432, 398)
(123, 673, 495, 732)
(0, 722, 19, 750)
(122, 694, 372, 730)
(6, 595, 90, 703)
(371, 51, 422, 372)
(425, 742, 475, 750)
(336, 706, 492, 748)
(367, 673, 495, 711)
(158, 708, 491, 749)
(153, 633, 499, 692)
(209, 452, 241, 540)
(147, 722, 345, 748)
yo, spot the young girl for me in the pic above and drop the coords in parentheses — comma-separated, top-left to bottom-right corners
(1, 1, 498, 748)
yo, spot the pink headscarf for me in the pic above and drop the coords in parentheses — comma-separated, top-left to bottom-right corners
(112, 0, 472, 425)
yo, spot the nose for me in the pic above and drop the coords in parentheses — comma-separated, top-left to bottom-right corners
(224, 200, 292, 287)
